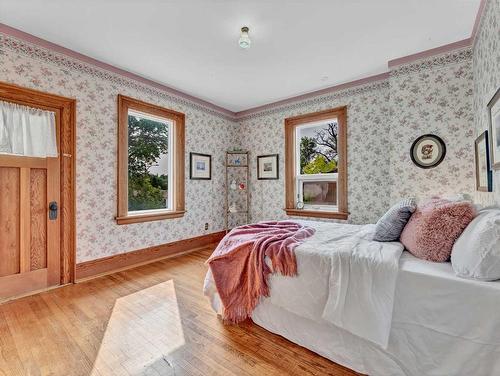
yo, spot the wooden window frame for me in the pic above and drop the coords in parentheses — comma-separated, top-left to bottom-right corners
(284, 106, 348, 220)
(116, 95, 185, 225)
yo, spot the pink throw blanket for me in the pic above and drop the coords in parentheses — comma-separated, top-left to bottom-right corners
(207, 221, 315, 323)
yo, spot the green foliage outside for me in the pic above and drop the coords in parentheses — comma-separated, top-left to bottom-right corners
(127, 115, 169, 211)
(299, 122, 339, 174)
(303, 155, 337, 174)
(300, 136, 316, 173)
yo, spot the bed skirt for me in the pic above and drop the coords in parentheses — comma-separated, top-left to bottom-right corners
(252, 301, 500, 376)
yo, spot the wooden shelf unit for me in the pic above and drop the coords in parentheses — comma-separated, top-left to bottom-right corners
(225, 151, 249, 231)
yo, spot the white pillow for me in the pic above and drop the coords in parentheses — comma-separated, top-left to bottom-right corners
(451, 207, 500, 281)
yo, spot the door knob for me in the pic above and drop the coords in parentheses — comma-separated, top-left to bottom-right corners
(49, 201, 58, 220)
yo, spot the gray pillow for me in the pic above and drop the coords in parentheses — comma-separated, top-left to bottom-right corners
(451, 207, 500, 281)
(373, 198, 416, 242)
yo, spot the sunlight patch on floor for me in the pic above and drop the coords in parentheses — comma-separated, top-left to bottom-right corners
(91, 280, 184, 376)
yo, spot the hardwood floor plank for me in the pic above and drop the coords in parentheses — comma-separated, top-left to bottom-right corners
(0, 310, 25, 376)
(0, 246, 360, 376)
(2, 301, 42, 375)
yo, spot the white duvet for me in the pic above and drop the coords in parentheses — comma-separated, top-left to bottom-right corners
(204, 220, 404, 348)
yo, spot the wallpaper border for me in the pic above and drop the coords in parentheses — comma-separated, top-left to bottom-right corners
(0, 33, 235, 121)
(238, 48, 473, 121)
(0, 28, 476, 123)
(237, 79, 390, 121)
(390, 47, 473, 77)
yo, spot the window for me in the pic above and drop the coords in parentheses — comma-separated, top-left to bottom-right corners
(285, 107, 347, 219)
(116, 95, 185, 224)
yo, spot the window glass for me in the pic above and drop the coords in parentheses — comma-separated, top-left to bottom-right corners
(302, 181, 337, 206)
(127, 110, 171, 212)
(297, 120, 338, 175)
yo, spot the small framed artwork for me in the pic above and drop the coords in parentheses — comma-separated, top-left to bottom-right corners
(410, 134, 446, 169)
(487, 87, 500, 169)
(475, 130, 492, 192)
(190, 152, 211, 180)
(257, 154, 279, 180)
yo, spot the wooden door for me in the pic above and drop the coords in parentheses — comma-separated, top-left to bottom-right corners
(0, 120, 61, 300)
(0, 81, 76, 300)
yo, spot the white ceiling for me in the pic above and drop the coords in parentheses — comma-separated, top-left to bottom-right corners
(0, 0, 480, 112)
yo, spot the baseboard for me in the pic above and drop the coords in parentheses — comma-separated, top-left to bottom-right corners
(75, 230, 225, 281)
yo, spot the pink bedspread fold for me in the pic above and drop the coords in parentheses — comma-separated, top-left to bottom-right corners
(207, 221, 315, 323)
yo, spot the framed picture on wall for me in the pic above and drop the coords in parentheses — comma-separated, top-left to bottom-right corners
(190, 152, 211, 180)
(410, 134, 446, 169)
(487, 87, 500, 169)
(257, 154, 279, 180)
(475, 130, 492, 192)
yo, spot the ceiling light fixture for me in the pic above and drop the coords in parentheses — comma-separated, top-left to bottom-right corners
(239, 26, 251, 49)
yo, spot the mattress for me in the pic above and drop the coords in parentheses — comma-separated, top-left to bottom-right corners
(204, 222, 500, 375)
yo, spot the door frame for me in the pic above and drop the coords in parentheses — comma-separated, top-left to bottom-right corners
(0, 81, 76, 285)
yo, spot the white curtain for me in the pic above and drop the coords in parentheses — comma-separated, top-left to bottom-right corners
(0, 100, 58, 157)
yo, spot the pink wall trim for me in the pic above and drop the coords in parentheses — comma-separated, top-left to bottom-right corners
(1, 0, 487, 121)
(387, 38, 472, 68)
(0, 23, 236, 118)
(388, 0, 486, 68)
(470, 0, 488, 44)
(1, 22, 392, 119)
(235, 72, 390, 118)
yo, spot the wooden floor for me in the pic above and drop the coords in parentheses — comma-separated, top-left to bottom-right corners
(0, 245, 360, 376)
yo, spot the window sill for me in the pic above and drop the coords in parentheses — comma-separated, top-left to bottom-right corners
(284, 208, 348, 220)
(116, 210, 186, 225)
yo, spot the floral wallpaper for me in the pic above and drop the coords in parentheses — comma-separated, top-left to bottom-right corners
(0, 34, 239, 263)
(0, 22, 485, 262)
(473, 0, 500, 207)
(388, 49, 475, 203)
(239, 49, 475, 225)
(238, 81, 392, 225)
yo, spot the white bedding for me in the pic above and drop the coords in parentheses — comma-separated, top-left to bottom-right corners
(204, 220, 500, 375)
(252, 252, 500, 375)
(204, 220, 403, 347)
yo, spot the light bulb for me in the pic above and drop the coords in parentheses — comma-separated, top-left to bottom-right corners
(239, 26, 251, 49)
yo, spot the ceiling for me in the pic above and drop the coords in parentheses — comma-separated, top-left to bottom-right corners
(0, 0, 480, 112)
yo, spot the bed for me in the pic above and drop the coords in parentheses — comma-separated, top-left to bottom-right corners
(204, 220, 500, 376)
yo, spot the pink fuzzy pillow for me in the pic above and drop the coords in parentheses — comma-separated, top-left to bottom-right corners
(400, 199, 476, 262)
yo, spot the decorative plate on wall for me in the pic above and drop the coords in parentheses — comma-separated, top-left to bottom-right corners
(410, 134, 446, 169)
